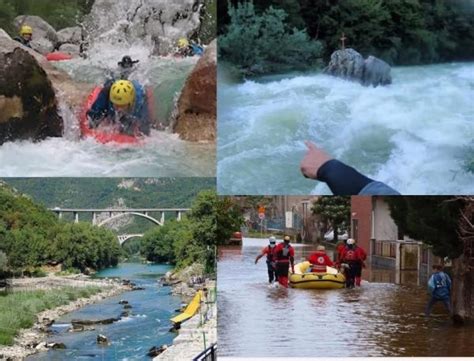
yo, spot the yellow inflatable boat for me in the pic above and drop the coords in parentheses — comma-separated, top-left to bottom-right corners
(289, 262, 345, 289)
(170, 290, 202, 324)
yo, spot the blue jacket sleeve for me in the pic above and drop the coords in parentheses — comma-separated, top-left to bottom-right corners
(86, 86, 112, 120)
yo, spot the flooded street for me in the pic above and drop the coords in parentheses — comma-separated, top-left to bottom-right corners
(217, 238, 474, 357)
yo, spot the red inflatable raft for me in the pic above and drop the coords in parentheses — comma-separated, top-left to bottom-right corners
(46, 52, 73, 61)
(79, 87, 140, 144)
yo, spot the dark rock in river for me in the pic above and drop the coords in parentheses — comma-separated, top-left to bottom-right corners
(118, 299, 129, 305)
(72, 317, 119, 326)
(46, 342, 66, 350)
(123, 304, 132, 309)
(324, 48, 392, 87)
(147, 344, 168, 357)
(97, 334, 109, 345)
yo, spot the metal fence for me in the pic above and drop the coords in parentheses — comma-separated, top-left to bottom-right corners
(193, 343, 217, 361)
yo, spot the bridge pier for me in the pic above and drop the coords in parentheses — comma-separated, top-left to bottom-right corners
(73, 212, 79, 223)
(177, 211, 182, 221)
(58, 212, 62, 220)
(92, 212, 97, 225)
(161, 212, 165, 224)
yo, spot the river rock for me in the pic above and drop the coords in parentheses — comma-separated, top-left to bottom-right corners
(84, 0, 204, 55)
(46, 342, 66, 349)
(0, 42, 62, 144)
(59, 43, 80, 56)
(0, 28, 10, 40)
(97, 334, 109, 345)
(72, 317, 119, 326)
(57, 26, 83, 45)
(123, 304, 132, 309)
(324, 48, 391, 87)
(148, 344, 167, 357)
(172, 39, 216, 142)
(118, 299, 129, 305)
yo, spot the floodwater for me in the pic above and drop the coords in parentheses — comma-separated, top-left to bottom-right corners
(217, 238, 474, 357)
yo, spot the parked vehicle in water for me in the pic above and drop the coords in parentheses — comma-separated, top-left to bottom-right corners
(324, 229, 349, 242)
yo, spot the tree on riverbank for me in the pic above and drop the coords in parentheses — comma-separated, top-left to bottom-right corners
(219, 0, 474, 69)
(0, 182, 121, 274)
(219, 1, 323, 76)
(387, 196, 474, 324)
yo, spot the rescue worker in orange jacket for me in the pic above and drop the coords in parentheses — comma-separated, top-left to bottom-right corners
(273, 236, 295, 288)
(255, 236, 277, 283)
(308, 245, 334, 272)
(340, 238, 367, 288)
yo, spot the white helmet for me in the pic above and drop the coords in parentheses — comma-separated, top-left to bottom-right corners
(269, 236, 276, 246)
(347, 238, 356, 245)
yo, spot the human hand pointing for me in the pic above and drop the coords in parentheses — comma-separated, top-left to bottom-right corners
(300, 140, 333, 179)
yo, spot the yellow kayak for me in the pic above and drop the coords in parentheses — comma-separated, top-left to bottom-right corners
(170, 290, 202, 324)
(289, 262, 345, 289)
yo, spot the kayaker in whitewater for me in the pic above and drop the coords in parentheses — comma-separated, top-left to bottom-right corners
(307, 245, 334, 273)
(14, 25, 33, 48)
(300, 141, 400, 195)
(340, 239, 367, 288)
(176, 37, 204, 57)
(255, 236, 277, 284)
(116, 55, 140, 79)
(87, 79, 151, 136)
(273, 236, 295, 288)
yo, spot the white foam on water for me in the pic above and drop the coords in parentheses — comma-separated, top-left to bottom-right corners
(218, 62, 474, 194)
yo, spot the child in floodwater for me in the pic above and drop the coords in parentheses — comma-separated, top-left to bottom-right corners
(425, 264, 452, 317)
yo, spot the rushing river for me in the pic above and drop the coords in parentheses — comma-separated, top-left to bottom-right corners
(217, 238, 474, 357)
(217, 62, 474, 195)
(0, 46, 215, 177)
(28, 263, 181, 361)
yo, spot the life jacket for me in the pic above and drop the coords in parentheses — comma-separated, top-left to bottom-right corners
(343, 246, 359, 262)
(265, 246, 274, 262)
(276, 244, 292, 262)
(310, 252, 328, 272)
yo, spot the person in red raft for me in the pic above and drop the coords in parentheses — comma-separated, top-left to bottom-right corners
(273, 235, 295, 288)
(307, 245, 334, 272)
(339, 238, 367, 288)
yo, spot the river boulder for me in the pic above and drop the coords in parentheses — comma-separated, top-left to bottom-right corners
(13, 15, 58, 54)
(172, 39, 216, 142)
(97, 334, 109, 345)
(324, 48, 392, 87)
(0, 40, 62, 144)
(84, 0, 204, 55)
(57, 26, 83, 45)
(148, 345, 167, 357)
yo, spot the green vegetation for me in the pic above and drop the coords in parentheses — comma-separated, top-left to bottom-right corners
(0, 0, 94, 35)
(386, 197, 465, 258)
(141, 191, 243, 273)
(219, 0, 474, 72)
(200, 0, 217, 44)
(0, 182, 121, 273)
(311, 196, 350, 242)
(219, 1, 323, 76)
(0, 285, 102, 345)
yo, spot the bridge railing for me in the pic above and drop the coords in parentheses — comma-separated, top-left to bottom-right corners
(192, 343, 217, 361)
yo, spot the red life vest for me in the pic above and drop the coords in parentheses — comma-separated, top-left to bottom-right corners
(276, 244, 292, 262)
(343, 247, 359, 262)
(309, 251, 331, 272)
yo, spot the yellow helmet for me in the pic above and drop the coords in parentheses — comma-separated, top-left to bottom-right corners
(20, 25, 33, 36)
(109, 80, 135, 106)
(177, 37, 189, 48)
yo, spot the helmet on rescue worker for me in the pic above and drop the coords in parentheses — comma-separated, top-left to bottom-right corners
(20, 25, 33, 37)
(347, 238, 356, 245)
(316, 245, 325, 251)
(283, 235, 291, 243)
(269, 236, 276, 247)
(109, 80, 135, 108)
(177, 37, 189, 49)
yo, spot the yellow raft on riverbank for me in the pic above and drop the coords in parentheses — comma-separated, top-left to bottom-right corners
(170, 290, 203, 324)
(289, 262, 345, 289)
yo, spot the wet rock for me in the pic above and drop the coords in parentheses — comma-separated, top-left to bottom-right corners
(0, 28, 11, 40)
(122, 279, 132, 286)
(58, 43, 80, 56)
(118, 299, 129, 305)
(147, 344, 167, 357)
(46, 342, 66, 349)
(131, 286, 145, 291)
(120, 311, 130, 318)
(41, 317, 54, 327)
(123, 304, 132, 309)
(70, 323, 96, 332)
(72, 317, 119, 326)
(57, 26, 83, 45)
(324, 48, 391, 87)
(0, 42, 63, 145)
(172, 39, 216, 142)
(97, 334, 109, 345)
(85, 0, 204, 55)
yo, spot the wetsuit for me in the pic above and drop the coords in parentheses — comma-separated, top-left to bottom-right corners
(308, 251, 334, 272)
(317, 159, 400, 195)
(273, 242, 295, 288)
(87, 79, 150, 136)
(13, 36, 32, 48)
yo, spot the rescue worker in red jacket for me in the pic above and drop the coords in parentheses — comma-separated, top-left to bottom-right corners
(255, 236, 277, 283)
(307, 245, 334, 272)
(273, 235, 295, 288)
(340, 238, 367, 288)
(335, 239, 347, 264)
